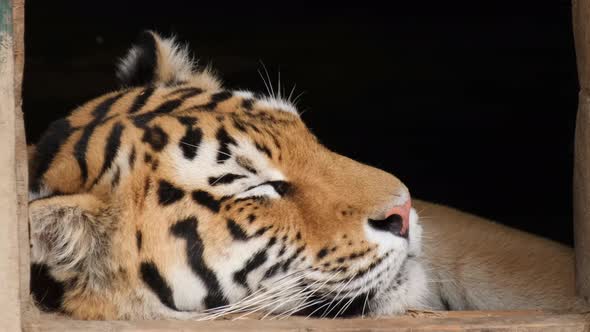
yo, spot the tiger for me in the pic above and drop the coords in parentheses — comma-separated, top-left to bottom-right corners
(27, 31, 584, 320)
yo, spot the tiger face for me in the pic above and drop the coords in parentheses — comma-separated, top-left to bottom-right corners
(28, 31, 427, 320)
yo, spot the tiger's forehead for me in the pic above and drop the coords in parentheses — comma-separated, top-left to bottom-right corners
(66, 84, 305, 169)
(67, 85, 301, 129)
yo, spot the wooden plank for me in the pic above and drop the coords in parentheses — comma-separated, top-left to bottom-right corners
(12, 0, 30, 323)
(574, 0, 590, 96)
(0, 0, 26, 330)
(24, 311, 590, 332)
(573, 0, 590, 303)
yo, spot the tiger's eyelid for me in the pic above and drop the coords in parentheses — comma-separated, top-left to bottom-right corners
(243, 180, 291, 196)
(243, 182, 272, 192)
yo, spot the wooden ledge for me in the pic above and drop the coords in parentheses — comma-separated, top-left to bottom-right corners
(24, 310, 590, 332)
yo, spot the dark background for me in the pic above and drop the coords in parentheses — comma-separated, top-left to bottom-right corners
(23, 1, 578, 245)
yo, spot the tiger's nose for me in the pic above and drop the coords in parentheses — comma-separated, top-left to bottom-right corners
(368, 197, 411, 238)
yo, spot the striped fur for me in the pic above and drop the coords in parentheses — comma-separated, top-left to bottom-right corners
(28, 31, 584, 320)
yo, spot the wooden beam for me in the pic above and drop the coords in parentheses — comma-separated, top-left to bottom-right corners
(573, 0, 590, 303)
(24, 311, 590, 332)
(0, 0, 28, 330)
(13, 0, 31, 323)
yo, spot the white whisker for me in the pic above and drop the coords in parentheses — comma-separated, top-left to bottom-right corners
(318, 274, 356, 318)
(260, 60, 275, 98)
(361, 290, 370, 319)
(333, 283, 366, 319)
(197, 270, 313, 320)
(274, 271, 343, 320)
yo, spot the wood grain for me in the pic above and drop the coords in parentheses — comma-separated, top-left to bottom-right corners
(573, 0, 590, 303)
(0, 0, 25, 330)
(574, 0, 590, 96)
(12, 0, 31, 322)
(24, 311, 590, 332)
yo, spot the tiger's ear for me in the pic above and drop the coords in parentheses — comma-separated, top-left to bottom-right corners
(29, 193, 117, 281)
(116, 30, 222, 89)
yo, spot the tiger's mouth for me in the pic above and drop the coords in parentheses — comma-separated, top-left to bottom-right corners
(285, 249, 409, 318)
(290, 289, 378, 318)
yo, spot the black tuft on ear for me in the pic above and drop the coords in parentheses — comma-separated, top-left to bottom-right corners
(116, 30, 222, 90)
(116, 30, 158, 87)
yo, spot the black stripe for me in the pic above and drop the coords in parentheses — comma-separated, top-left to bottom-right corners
(152, 99, 184, 115)
(157, 180, 185, 206)
(151, 159, 160, 171)
(255, 142, 273, 159)
(129, 145, 137, 169)
(235, 157, 258, 175)
(132, 112, 159, 128)
(170, 217, 228, 309)
(132, 99, 184, 129)
(177, 116, 198, 127)
(215, 127, 236, 163)
(165, 87, 204, 98)
(226, 219, 249, 240)
(142, 125, 169, 151)
(233, 250, 268, 290)
(191, 190, 221, 212)
(181, 87, 204, 98)
(179, 127, 202, 160)
(92, 92, 125, 118)
(247, 214, 257, 224)
(128, 86, 155, 114)
(30, 119, 75, 192)
(282, 245, 306, 272)
(262, 262, 281, 280)
(136, 230, 143, 251)
(140, 261, 178, 310)
(241, 98, 255, 110)
(254, 225, 272, 237)
(73, 122, 103, 184)
(92, 122, 125, 187)
(232, 117, 248, 132)
(111, 166, 121, 187)
(207, 173, 246, 186)
(200, 91, 234, 110)
(249, 124, 262, 134)
(211, 91, 234, 103)
(269, 131, 282, 151)
(74, 92, 125, 184)
(325, 252, 391, 285)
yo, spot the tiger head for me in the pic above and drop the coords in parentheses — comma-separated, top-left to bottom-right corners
(28, 31, 427, 320)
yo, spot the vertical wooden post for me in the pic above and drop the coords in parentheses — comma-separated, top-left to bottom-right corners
(573, 0, 590, 303)
(13, 0, 30, 323)
(0, 0, 28, 331)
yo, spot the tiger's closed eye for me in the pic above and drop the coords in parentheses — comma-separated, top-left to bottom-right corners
(238, 180, 292, 199)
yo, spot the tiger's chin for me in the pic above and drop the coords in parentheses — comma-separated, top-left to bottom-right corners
(287, 208, 430, 318)
(367, 256, 429, 316)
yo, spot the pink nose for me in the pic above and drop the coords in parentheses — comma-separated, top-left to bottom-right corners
(384, 198, 411, 237)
